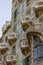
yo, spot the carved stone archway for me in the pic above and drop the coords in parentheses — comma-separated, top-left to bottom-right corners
(26, 31, 43, 42)
(26, 31, 43, 65)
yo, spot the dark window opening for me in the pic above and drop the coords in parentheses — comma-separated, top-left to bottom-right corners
(5, 36, 8, 42)
(33, 36, 43, 64)
(14, 9, 18, 19)
(23, 56, 31, 65)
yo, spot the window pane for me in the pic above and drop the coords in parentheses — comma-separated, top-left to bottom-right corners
(33, 36, 43, 64)
(33, 36, 42, 47)
(34, 47, 38, 59)
(38, 46, 43, 57)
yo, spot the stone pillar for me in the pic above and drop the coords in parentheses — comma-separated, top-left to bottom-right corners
(30, 36, 34, 65)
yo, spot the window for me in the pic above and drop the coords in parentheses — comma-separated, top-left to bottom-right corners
(14, 9, 18, 19)
(38, 46, 43, 57)
(33, 36, 43, 47)
(34, 47, 38, 59)
(34, 46, 43, 64)
(33, 36, 43, 64)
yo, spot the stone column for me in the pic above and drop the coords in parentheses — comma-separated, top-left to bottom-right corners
(30, 36, 34, 65)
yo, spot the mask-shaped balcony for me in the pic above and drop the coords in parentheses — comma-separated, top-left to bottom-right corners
(26, 23, 43, 35)
(0, 43, 9, 54)
(21, 19, 33, 32)
(20, 39, 31, 56)
(33, 23, 43, 33)
(33, 1, 43, 18)
(8, 33, 17, 46)
(34, 23, 41, 29)
(6, 54, 17, 65)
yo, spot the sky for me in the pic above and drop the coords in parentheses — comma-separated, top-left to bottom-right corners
(0, 0, 12, 37)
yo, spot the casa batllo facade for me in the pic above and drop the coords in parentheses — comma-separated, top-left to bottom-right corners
(0, 0, 43, 65)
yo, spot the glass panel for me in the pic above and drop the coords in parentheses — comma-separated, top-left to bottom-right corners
(33, 36, 42, 47)
(33, 36, 43, 64)
(34, 47, 38, 59)
(38, 46, 43, 57)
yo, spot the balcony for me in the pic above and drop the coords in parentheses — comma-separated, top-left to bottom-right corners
(21, 19, 34, 31)
(6, 54, 17, 64)
(33, 0, 43, 18)
(33, 23, 43, 34)
(8, 32, 17, 46)
(20, 39, 31, 56)
(26, 23, 43, 36)
(0, 43, 9, 54)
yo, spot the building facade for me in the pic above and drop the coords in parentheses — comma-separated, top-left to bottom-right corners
(0, 0, 43, 65)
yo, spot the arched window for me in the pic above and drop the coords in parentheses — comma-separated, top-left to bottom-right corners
(33, 36, 43, 64)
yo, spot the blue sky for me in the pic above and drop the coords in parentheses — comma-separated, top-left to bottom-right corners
(0, 0, 12, 37)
